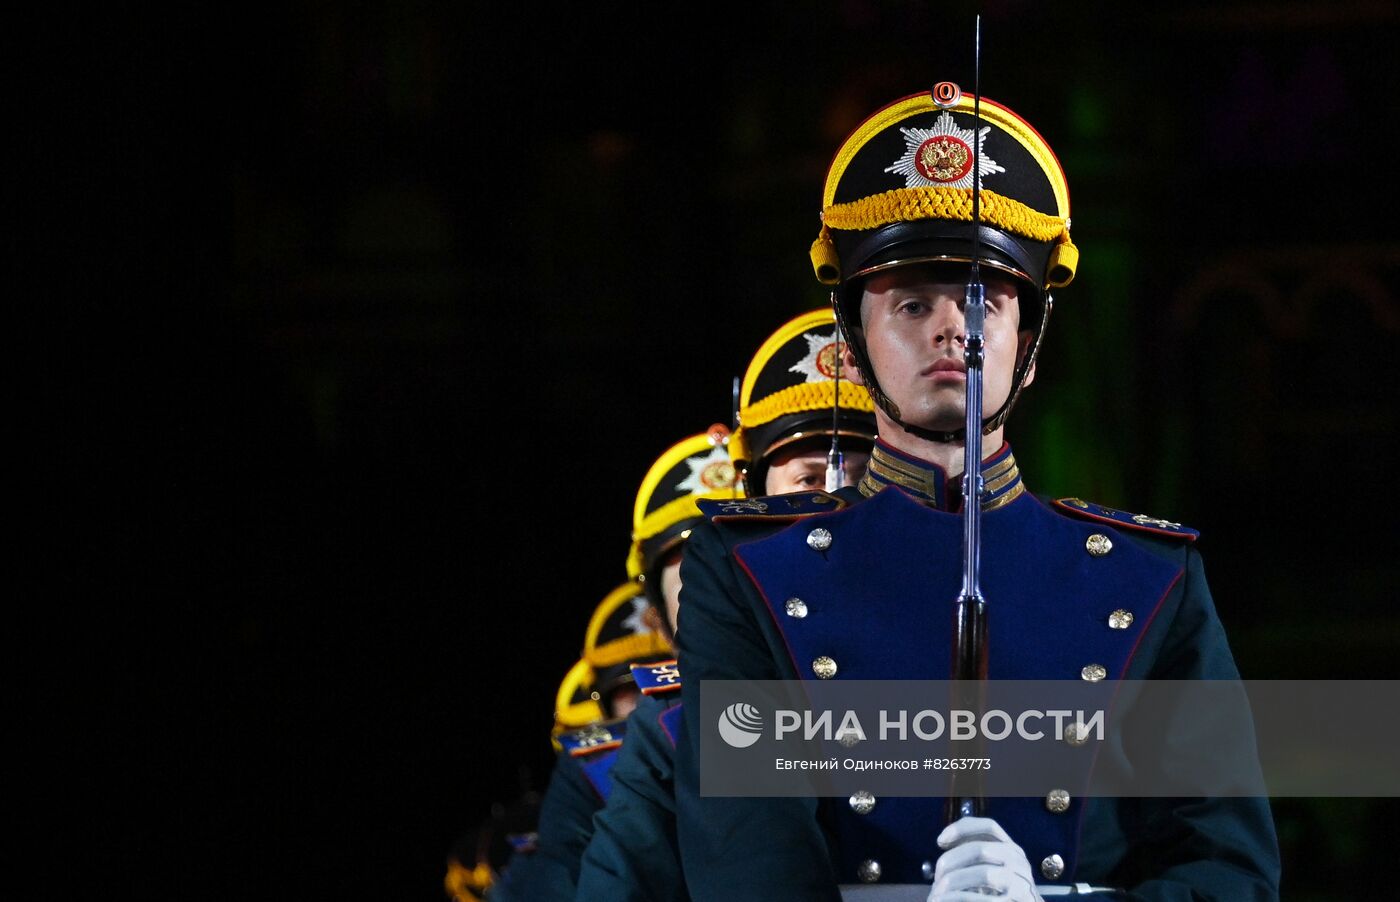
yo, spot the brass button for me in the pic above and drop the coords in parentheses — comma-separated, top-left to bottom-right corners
(857, 859, 882, 883)
(1108, 609, 1134, 629)
(785, 597, 808, 618)
(1064, 722, 1090, 747)
(1045, 789, 1071, 813)
(1085, 533, 1113, 556)
(921, 860, 936, 881)
(807, 528, 833, 551)
(812, 656, 838, 679)
(1081, 663, 1107, 682)
(1041, 854, 1065, 880)
(848, 790, 876, 815)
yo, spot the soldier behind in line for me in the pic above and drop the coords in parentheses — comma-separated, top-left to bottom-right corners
(574, 312, 879, 900)
(582, 580, 677, 722)
(445, 654, 597, 900)
(443, 791, 541, 902)
(627, 425, 740, 643)
(491, 429, 740, 901)
(477, 594, 647, 893)
(549, 657, 608, 753)
(729, 307, 876, 497)
(672, 87, 1280, 900)
(488, 581, 671, 902)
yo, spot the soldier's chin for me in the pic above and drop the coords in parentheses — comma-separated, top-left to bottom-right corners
(903, 404, 964, 435)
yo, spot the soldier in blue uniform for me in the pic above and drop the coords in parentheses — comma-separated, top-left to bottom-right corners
(627, 427, 742, 643)
(573, 656, 689, 902)
(490, 581, 672, 902)
(672, 88, 1281, 900)
(727, 307, 877, 497)
(491, 430, 739, 901)
(575, 314, 879, 900)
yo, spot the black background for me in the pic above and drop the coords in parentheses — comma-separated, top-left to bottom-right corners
(27, 2, 1399, 899)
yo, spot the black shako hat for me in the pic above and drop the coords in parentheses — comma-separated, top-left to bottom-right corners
(810, 86, 1077, 440)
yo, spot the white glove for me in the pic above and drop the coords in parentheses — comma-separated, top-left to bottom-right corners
(926, 816, 1044, 902)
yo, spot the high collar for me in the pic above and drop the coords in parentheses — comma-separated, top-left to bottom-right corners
(857, 440, 1024, 512)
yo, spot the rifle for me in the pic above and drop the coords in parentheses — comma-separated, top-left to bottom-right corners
(946, 13, 989, 824)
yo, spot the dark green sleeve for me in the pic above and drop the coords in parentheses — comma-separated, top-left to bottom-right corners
(1088, 547, 1282, 901)
(491, 751, 601, 902)
(673, 522, 841, 902)
(574, 696, 688, 902)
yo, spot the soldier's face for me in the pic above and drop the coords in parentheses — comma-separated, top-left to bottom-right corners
(659, 551, 683, 635)
(608, 684, 639, 720)
(850, 266, 1033, 435)
(763, 444, 871, 495)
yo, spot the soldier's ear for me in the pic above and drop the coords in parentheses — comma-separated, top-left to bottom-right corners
(843, 341, 867, 387)
(1018, 330, 1037, 389)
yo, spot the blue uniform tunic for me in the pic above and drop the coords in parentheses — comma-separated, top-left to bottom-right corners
(673, 442, 1280, 901)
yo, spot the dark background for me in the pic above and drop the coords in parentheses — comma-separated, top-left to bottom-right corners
(29, 2, 1399, 899)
